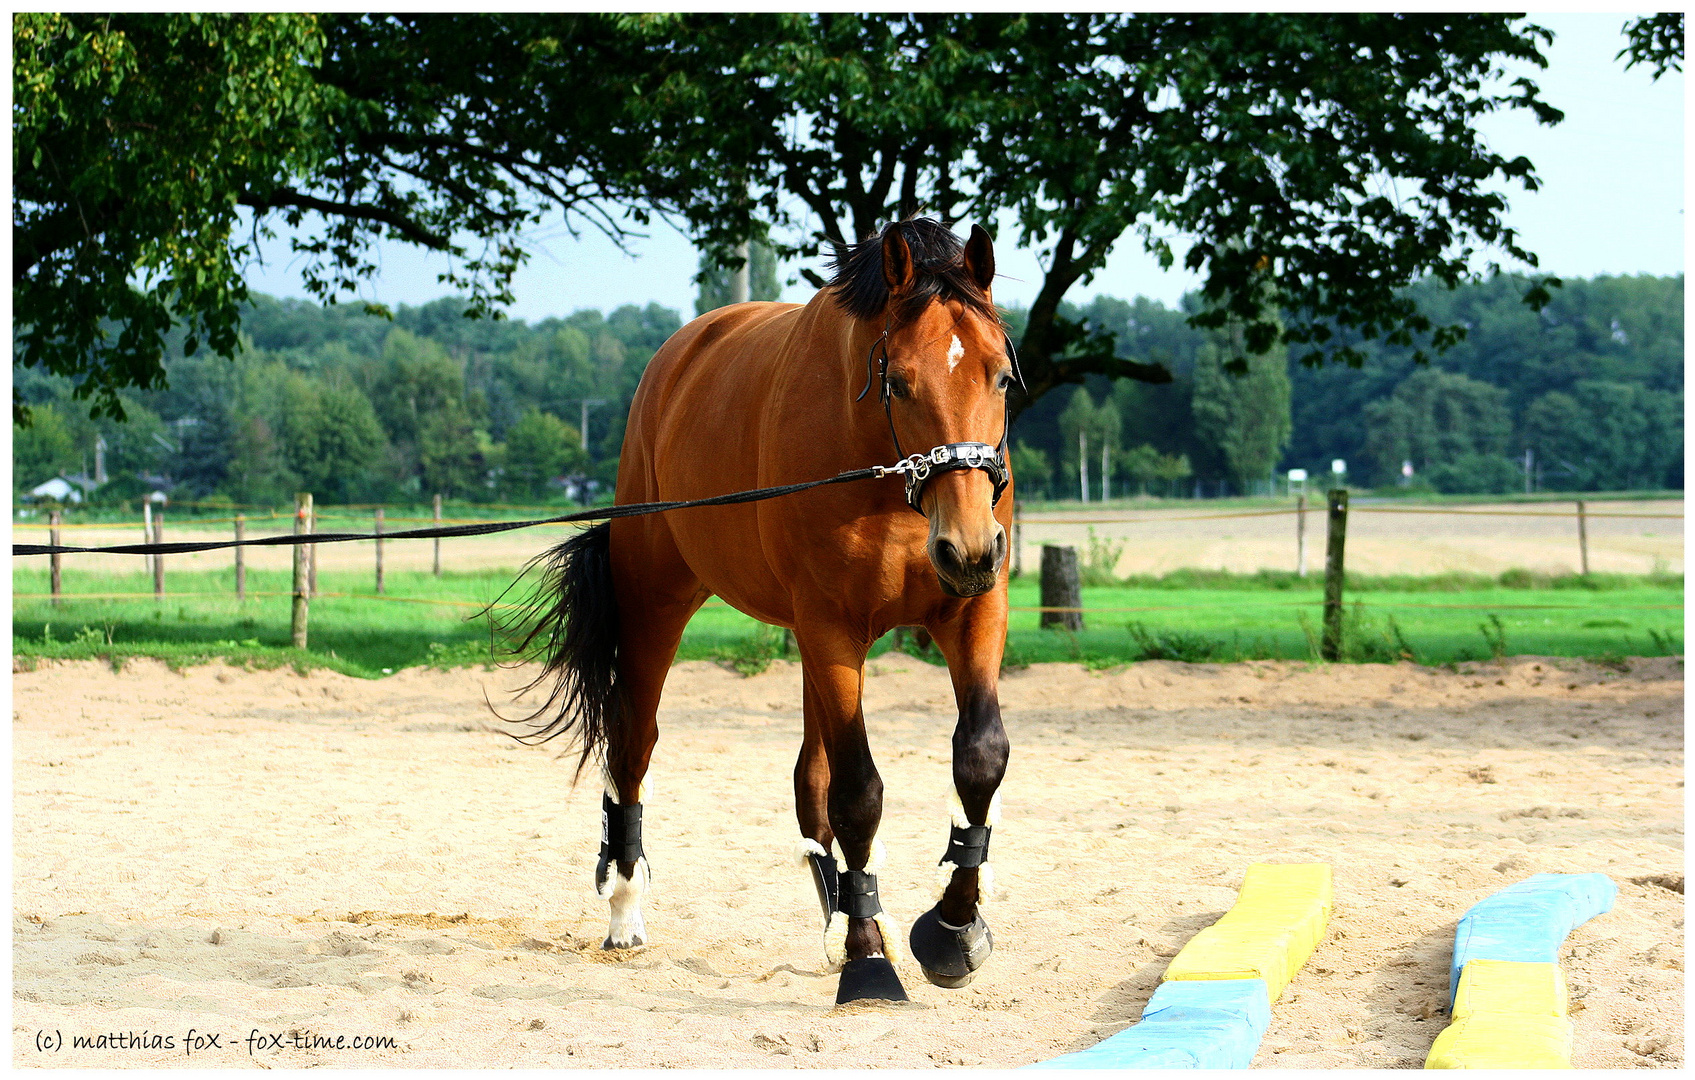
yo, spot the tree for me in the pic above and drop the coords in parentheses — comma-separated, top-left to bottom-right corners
(502, 408, 587, 499)
(1361, 368, 1512, 491)
(273, 374, 387, 502)
(12, 404, 78, 491)
(1620, 13, 1683, 79)
(19, 14, 1575, 430)
(1287, 273, 1685, 483)
(369, 328, 471, 450)
(12, 14, 756, 423)
(1190, 322, 1292, 493)
(660, 14, 1565, 417)
(1008, 439, 1052, 499)
(1056, 387, 1110, 500)
(1151, 450, 1194, 497)
(1523, 381, 1682, 492)
(225, 413, 291, 505)
(1120, 443, 1163, 497)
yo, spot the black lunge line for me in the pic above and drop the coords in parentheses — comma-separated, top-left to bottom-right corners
(13, 467, 884, 558)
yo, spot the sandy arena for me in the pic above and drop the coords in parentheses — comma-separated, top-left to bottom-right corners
(12, 655, 1684, 1068)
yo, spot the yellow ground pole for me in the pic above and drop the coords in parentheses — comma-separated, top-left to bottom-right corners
(1162, 862, 1333, 1003)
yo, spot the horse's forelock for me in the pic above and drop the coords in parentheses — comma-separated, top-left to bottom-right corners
(828, 219, 999, 329)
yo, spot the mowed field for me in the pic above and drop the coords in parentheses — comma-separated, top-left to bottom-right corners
(1012, 498, 1683, 578)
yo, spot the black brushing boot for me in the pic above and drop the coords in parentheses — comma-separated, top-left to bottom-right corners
(910, 821, 994, 987)
(596, 793, 646, 950)
(833, 869, 908, 1005)
(805, 849, 839, 923)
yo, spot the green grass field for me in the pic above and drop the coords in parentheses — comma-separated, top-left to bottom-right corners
(12, 562, 1682, 678)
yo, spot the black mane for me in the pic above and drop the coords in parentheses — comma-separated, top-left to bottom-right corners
(828, 218, 998, 326)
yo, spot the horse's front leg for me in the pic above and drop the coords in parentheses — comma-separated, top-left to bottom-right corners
(794, 624, 909, 1005)
(910, 599, 1009, 988)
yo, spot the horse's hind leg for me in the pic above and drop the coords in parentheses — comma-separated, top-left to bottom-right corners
(598, 520, 704, 950)
(909, 601, 1009, 988)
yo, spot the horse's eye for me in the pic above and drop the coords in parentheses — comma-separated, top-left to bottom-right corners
(996, 372, 1013, 392)
(887, 374, 910, 398)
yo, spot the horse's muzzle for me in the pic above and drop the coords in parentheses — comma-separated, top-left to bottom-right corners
(929, 529, 1006, 598)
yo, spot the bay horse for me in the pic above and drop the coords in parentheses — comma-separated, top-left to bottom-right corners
(510, 218, 1015, 1005)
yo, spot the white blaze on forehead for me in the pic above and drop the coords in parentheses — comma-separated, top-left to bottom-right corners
(946, 334, 966, 372)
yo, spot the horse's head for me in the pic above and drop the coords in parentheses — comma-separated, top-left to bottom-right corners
(838, 220, 1014, 598)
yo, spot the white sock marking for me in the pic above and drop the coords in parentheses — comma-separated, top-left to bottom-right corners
(605, 857, 649, 948)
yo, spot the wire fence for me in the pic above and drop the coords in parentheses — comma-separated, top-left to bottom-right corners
(14, 493, 1684, 657)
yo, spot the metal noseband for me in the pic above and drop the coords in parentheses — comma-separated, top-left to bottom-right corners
(874, 442, 1010, 515)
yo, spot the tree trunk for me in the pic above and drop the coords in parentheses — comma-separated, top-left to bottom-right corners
(1040, 545, 1083, 631)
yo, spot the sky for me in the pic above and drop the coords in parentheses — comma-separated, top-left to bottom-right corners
(240, 13, 1684, 321)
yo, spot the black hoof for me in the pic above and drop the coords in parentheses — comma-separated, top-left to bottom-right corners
(601, 934, 644, 950)
(836, 955, 909, 1004)
(909, 905, 993, 988)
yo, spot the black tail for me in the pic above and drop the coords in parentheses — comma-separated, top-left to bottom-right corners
(494, 521, 620, 775)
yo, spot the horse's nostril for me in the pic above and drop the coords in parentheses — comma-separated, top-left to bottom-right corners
(992, 529, 1007, 568)
(933, 538, 960, 572)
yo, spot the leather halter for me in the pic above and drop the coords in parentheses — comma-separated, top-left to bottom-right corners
(856, 316, 1024, 516)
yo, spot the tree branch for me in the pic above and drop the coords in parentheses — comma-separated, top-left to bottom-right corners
(14, 198, 126, 282)
(238, 187, 453, 251)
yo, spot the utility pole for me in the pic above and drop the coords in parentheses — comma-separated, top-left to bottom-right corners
(729, 241, 750, 304)
(1524, 447, 1534, 495)
(575, 398, 609, 453)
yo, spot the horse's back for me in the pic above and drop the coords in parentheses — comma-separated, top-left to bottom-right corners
(621, 301, 807, 499)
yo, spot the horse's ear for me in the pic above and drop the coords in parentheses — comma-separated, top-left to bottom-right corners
(881, 225, 916, 293)
(963, 224, 996, 293)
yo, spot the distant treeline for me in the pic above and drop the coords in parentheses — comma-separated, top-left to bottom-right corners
(1010, 273, 1682, 498)
(12, 272, 1683, 506)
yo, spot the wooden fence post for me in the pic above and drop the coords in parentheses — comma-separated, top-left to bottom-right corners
(1012, 499, 1023, 578)
(1296, 494, 1307, 577)
(1576, 499, 1589, 576)
(234, 514, 246, 602)
(433, 493, 443, 577)
(307, 499, 318, 597)
(1321, 488, 1348, 661)
(1040, 545, 1083, 631)
(49, 509, 62, 606)
(152, 503, 164, 597)
(143, 501, 154, 593)
(292, 493, 311, 649)
(374, 507, 385, 594)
